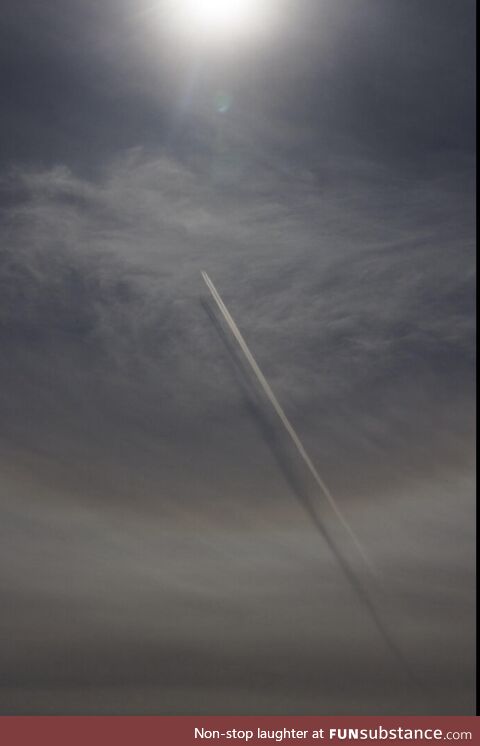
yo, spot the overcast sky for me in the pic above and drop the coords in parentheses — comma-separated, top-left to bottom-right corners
(0, 0, 475, 714)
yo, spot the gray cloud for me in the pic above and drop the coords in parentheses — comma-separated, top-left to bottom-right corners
(0, 0, 475, 714)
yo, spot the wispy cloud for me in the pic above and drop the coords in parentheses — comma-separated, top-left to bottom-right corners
(0, 0, 475, 714)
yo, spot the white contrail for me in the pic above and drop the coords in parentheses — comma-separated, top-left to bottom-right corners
(202, 270, 374, 574)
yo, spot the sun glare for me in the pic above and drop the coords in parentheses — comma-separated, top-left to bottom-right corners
(168, 0, 269, 44)
(189, 0, 255, 29)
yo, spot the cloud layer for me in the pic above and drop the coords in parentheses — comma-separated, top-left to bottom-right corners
(0, 0, 475, 714)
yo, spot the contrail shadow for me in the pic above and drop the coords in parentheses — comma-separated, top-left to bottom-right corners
(201, 296, 418, 687)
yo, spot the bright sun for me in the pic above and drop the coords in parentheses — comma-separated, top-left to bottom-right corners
(188, 0, 256, 29)
(170, 0, 268, 43)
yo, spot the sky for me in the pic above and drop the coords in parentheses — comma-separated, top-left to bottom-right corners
(0, 0, 476, 714)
